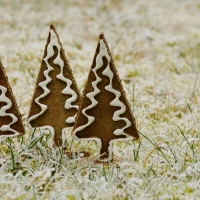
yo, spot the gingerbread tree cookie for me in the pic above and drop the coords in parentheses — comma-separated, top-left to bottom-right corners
(72, 33, 139, 161)
(27, 25, 81, 147)
(0, 59, 25, 136)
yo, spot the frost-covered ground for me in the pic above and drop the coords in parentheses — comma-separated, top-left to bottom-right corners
(1, 0, 200, 199)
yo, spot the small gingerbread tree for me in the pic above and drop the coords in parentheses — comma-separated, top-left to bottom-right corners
(72, 33, 139, 161)
(27, 25, 81, 146)
(0, 59, 25, 136)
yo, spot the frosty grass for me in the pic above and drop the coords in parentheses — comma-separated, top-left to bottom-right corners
(1, 0, 200, 199)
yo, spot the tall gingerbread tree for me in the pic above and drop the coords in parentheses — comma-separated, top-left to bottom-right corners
(27, 25, 81, 146)
(0, 59, 25, 136)
(72, 33, 139, 161)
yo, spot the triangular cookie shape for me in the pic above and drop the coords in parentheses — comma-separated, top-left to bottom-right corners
(0, 59, 25, 136)
(27, 25, 81, 147)
(72, 33, 139, 161)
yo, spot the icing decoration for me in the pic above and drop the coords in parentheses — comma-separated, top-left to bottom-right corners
(73, 40, 103, 134)
(0, 59, 25, 136)
(27, 25, 81, 146)
(0, 86, 18, 133)
(72, 33, 139, 161)
(101, 40, 131, 137)
(27, 31, 54, 124)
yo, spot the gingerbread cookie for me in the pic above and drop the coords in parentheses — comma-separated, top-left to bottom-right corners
(0, 59, 25, 136)
(72, 33, 139, 161)
(27, 25, 81, 146)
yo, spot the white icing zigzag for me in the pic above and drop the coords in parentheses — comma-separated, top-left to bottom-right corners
(101, 40, 131, 137)
(27, 31, 54, 125)
(74, 39, 131, 138)
(51, 30, 79, 124)
(28, 29, 78, 126)
(0, 86, 18, 134)
(73, 40, 105, 135)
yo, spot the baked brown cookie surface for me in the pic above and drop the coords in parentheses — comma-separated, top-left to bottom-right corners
(0, 59, 25, 136)
(72, 33, 139, 161)
(27, 25, 81, 146)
